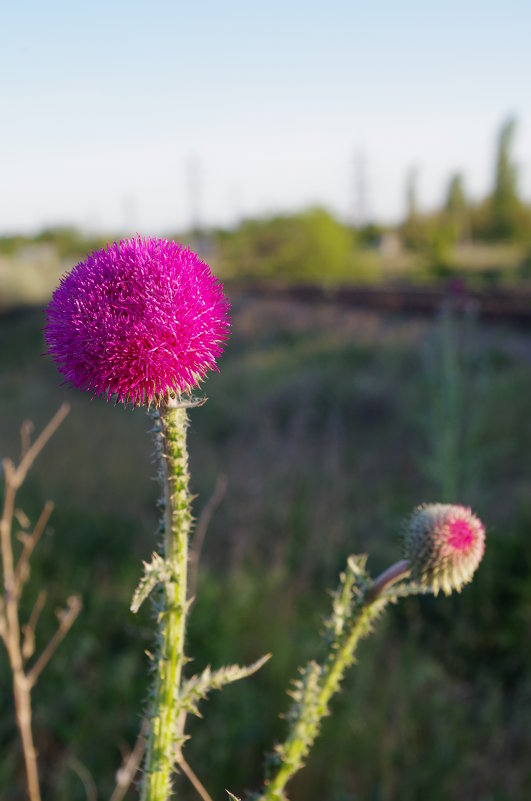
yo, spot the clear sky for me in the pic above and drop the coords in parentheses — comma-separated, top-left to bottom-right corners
(1, 0, 530, 234)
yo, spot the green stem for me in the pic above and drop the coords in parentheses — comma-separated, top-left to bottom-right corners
(141, 400, 192, 801)
(259, 560, 410, 801)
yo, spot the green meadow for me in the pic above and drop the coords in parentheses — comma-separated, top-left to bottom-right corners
(1, 287, 530, 800)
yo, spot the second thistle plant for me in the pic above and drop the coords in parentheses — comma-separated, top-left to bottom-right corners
(256, 504, 485, 801)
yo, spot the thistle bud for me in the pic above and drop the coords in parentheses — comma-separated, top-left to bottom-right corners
(403, 504, 485, 596)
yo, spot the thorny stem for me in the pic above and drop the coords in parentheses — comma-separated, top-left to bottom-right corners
(141, 400, 192, 801)
(258, 560, 411, 801)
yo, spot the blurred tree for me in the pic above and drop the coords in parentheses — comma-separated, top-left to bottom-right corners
(280, 209, 354, 280)
(406, 168, 419, 224)
(444, 173, 469, 244)
(216, 209, 359, 282)
(402, 168, 423, 250)
(445, 174, 466, 216)
(491, 117, 526, 239)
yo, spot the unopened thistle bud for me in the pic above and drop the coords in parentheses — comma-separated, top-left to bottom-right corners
(402, 504, 485, 596)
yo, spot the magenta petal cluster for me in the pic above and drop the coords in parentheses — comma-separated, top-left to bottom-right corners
(45, 237, 230, 405)
(402, 504, 485, 595)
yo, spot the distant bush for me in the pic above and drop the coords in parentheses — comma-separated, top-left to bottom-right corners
(217, 208, 366, 282)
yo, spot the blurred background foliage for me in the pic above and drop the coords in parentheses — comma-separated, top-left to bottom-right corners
(0, 272, 530, 798)
(2, 117, 531, 302)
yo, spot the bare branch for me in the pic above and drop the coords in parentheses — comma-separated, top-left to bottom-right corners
(66, 755, 98, 801)
(22, 591, 47, 661)
(0, 595, 6, 646)
(176, 707, 187, 742)
(0, 406, 73, 801)
(15, 502, 54, 591)
(1, 454, 41, 800)
(20, 420, 34, 462)
(176, 752, 214, 801)
(27, 595, 82, 688)
(189, 474, 227, 599)
(15, 508, 31, 530)
(109, 719, 148, 801)
(1, 458, 17, 595)
(12, 404, 70, 489)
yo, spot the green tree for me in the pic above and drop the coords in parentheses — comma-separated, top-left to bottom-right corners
(402, 168, 423, 250)
(406, 167, 419, 224)
(217, 209, 358, 282)
(491, 117, 524, 239)
(444, 173, 468, 243)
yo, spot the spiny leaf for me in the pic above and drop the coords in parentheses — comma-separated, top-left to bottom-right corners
(130, 552, 171, 613)
(181, 654, 271, 716)
(323, 553, 370, 642)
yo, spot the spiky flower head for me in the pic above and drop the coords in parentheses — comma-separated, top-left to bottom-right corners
(45, 237, 230, 405)
(402, 504, 485, 596)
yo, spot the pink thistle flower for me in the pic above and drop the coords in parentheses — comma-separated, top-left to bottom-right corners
(402, 504, 485, 595)
(45, 237, 230, 405)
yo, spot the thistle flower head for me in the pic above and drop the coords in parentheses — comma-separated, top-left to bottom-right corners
(45, 237, 230, 405)
(402, 504, 485, 596)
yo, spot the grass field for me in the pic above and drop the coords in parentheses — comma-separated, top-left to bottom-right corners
(1, 291, 531, 800)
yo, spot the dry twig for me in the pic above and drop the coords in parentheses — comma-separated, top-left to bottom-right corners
(27, 594, 82, 687)
(0, 404, 80, 801)
(109, 719, 148, 801)
(66, 755, 98, 801)
(22, 590, 47, 660)
(176, 750, 214, 801)
(15, 501, 54, 589)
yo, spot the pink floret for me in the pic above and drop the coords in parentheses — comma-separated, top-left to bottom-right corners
(45, 237, 230, 405)
(439, 506, 485, 564)
(447, 518, 475, 553)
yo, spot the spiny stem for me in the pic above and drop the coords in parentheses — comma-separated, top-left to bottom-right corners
(260, 602, 386, 800)
(141, 400, 192, 801)
(258, 560, 411, 801)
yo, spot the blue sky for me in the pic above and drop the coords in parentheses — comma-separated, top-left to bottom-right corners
(1, 0, 530, 233)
